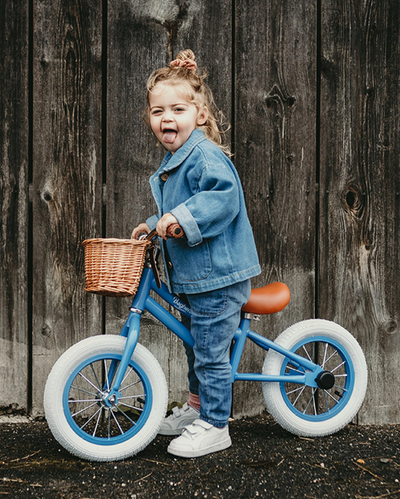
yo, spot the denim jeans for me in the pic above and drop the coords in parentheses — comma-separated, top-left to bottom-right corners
(180, 279, 251, 428)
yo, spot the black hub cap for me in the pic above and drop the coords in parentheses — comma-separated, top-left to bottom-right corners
(316, 370, 335, 390)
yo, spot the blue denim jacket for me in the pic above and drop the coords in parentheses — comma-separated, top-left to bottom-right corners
(146, 129, 261, 293)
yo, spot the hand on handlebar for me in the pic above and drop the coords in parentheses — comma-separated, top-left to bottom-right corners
(156, 213, 180, 240)
(145, 223, 184, 241)
(131, 223, 151, 240)
(131, 217, 184, 241)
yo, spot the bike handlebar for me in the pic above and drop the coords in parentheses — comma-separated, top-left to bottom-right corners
(142, 224, 184, 241)
(166, 223, 184, 239)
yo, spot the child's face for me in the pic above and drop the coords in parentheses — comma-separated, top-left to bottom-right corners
(149, 84, 207, 154)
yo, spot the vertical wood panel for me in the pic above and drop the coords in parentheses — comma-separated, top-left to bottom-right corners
(320, 0, 400, 424)
(106, 0, 233, 407)
(105, 1, 175, 398)
(0, 1, 29, 411)
(172, 0, 233, 127)
(234, 0, 317, 417)
(31, 0, 102, 414)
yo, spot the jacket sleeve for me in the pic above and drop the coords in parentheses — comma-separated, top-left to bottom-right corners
(170, 151, 240, 247)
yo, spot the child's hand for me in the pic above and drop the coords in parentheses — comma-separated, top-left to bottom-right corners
(156, 213, 178, 240)
(131, 223, 151, 240)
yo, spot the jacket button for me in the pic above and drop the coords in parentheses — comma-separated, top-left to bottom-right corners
(161, 173, 169, 181)
(167, 261, 173, 270)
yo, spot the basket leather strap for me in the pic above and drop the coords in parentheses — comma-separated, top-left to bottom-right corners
(148, 246, 161, 288)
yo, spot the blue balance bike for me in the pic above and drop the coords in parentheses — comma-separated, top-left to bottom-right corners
(44, 226, 368, 461)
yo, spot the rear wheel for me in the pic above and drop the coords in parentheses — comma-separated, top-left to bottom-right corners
(262, 319, 367, 437)
(44, 335, 168, 461)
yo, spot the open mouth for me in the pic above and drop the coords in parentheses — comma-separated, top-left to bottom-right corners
(162, 129, 177, 144)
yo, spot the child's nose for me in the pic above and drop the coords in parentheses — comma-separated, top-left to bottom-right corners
(163, 110, 174, 121)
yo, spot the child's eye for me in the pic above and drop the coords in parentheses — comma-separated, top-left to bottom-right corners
(151, 109, 162, 115)
(174, 107, 185, 112)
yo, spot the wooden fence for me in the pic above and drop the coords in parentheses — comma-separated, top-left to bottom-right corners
(1, 0, 399, 424)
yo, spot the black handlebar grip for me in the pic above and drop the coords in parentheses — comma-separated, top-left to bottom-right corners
(166, 224, 184, 238)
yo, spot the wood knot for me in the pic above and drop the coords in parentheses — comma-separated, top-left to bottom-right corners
(264, 86, 297, 113)
(379, 320, 398, 335)
(41, 323, 52, 337)
(343, 185, 366, 219)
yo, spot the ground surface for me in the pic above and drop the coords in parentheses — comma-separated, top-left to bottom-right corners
(0, 412, 399, 498)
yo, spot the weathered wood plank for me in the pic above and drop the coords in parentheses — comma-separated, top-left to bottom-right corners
(0, 1, 29, 412)
(234, 0, 318, 417)
(105, 1, 174, 400)
(105, 0, 233, 406)
(320, 0, 400, 423)
(31, 0, 103, 414)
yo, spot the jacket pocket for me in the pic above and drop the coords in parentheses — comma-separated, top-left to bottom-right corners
(168, 239, 212, 282)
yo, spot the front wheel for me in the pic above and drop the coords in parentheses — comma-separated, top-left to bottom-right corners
(262, 319, 368, 437)
(44, 335, 168, 461)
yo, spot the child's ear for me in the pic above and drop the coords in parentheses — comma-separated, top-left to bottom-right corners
(197, 106, 209, 126)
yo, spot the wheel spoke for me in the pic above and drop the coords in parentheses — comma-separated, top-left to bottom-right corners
(322, 389, 330, 412)
(110, 409, 125, 435)
(71, 400, 99, 418)
(68, 398, 98, 404)
(121, 367, 134, 386)
(91, 407, 103, 437)
(324, 388, 340, 404)
(119, 394, 145, 400)
(104, 360, 111, 391)
(330, 360, 346, 373)
(312, 388, 317, 415)
(120, 380, 141, 392)
(115, 406, 138, 425)
(90, 362, 102, 390)
(286, 363, 306, 375)
(302, 344, 313, 362)
(79, 406, 103, 431)
(323, 348, 339, 366)
(322, 342, 329, 369)
(118, 402, 144, 413)
(70, 385, 97, 397)
(78, 372, 104, 395)
(285, 385, 305, 396)
(292, 385, 306, 408)
(302, 388, 316, 414)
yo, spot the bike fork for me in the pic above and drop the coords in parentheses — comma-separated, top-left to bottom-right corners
(101, 311, 141, 408)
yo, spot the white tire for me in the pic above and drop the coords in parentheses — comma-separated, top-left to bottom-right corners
(262, 319, 367, 437)
(44, 335, 168, 461)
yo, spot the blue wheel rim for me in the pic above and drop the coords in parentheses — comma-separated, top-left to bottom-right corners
(279, 335, 355, 422)
(63, 353, 153, 445)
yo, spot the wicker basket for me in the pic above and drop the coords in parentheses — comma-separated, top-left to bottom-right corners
(82, 238, 152, 297)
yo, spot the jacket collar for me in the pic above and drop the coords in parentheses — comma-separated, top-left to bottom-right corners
(158, 129, 206, 173)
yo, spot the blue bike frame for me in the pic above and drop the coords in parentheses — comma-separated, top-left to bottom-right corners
(103, 266, 324, 407)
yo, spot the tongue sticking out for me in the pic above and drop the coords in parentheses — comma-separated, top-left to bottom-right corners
(163, 130, 177, 144)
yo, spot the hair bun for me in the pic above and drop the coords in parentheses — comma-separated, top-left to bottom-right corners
(170, 49, 197, 72)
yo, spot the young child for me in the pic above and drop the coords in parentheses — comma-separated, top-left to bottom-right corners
(131, 49, 261, 458)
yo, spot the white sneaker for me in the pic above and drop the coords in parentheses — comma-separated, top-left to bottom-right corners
(167, 419, 232, 458)
(158, 403, 200, 436)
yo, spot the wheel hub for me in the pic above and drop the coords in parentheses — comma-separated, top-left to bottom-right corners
(316, 370, 335, 390)
(99, 391, 118, 409)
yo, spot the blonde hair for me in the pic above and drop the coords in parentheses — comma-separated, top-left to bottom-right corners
(145, 49, 231, 155)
